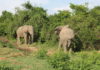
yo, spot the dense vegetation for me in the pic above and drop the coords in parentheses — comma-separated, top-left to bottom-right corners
(0, 2, 100, 49)
(48, 51, 100, 70)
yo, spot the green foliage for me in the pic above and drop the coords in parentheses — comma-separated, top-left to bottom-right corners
(0, 46, 100, 70)
(0, 61, 14, 70)
(48, 51, 100, 70)
(0, 23, 7, 36)
(70, 3, 88, 15)
(69, 52, 100, 70)
(22, 1, 33, 10)
(0, 41, 15, 48)
(0, 2, 99, 50)
(48, 52, 70, 70)
(0, 11, 13, 23)
(36, 48, 47, 59)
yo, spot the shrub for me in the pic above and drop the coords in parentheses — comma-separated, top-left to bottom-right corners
(0, 41, 14, 48)
(69, 52, 100, 70)
(48, 51, 100, 70)
(36, 48, 47, 59)
(48, 52, 70, 70)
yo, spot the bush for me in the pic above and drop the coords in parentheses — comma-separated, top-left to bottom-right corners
(48, 52, 70, 70)
(0, 41, 14, 48)
(69, 52, 100, 70)
(36, 48, 47, 59)
(48, 51, 100, 70)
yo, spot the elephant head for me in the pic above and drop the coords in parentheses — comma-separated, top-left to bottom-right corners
(54, 26, 63, 35)
(54, 25, 69, 35)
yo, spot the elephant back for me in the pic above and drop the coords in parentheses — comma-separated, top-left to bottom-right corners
(59, 26, 75, 40)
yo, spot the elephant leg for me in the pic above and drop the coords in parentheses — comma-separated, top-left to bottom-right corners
(68, 40, 72, 52)
(28, 35, 31, 44)
(63, 40, 67, 52)
(28, 31, 33, 44)
(27, 35, 29, 44)
(68, 40, 71, 48)
(30, 34, 33, 44)
(24, 33, 27, 44)
(26, 34, 29, 44)
(30, 35, 33, 44)
(58, 40, 62, 51)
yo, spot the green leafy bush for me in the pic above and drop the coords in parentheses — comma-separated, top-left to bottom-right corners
(48, 51, 100, 70)
(36, 48, 47, 59)
(69, 52, 100, 70)
(0, 41, 14, 48)
(48, 52, 70, 70)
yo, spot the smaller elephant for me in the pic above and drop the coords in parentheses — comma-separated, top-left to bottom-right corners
(16, 25, 34, 45)
(55, 25, 75, 52)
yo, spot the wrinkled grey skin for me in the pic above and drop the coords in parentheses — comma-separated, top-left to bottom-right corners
(55, 25, 75, 52)
(16, 25, 34, 45)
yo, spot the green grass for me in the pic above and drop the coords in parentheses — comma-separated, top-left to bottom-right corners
(2, 56, 55, 70)
(0, 44, 100, 70)
(0, 47, 55, 70)
(0, 57, 55, 70)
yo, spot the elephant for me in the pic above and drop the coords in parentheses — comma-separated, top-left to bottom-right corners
(16, 25, 34, 45)
(55, 25, 75, 52)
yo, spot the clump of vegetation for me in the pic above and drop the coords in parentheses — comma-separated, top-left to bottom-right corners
(36, 48, 47, 59)
(48, 52, 70, 70)
(69, 52, 100, 70)
(0, 41, 15, 48)
(48, 51, 100, 70)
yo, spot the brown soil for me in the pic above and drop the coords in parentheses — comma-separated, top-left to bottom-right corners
(0, 37, 9, 43)
(16, 44, 39, 52)
(0, 57, 7, 60)
(47, 49, 56, 56)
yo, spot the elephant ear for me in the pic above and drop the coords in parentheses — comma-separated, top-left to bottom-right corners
(54, 26, 63, 35)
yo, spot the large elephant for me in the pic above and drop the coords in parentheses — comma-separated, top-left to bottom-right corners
(16, 25, 34, 45)
(55, 25, 75, 52)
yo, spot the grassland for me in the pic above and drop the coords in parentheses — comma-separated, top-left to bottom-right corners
(0, 43, 100, 70)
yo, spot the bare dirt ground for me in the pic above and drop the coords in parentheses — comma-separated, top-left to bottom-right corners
(0, 57, 7, 60)
(17, 45, 39, 52)
(0, 37, 9, 42)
